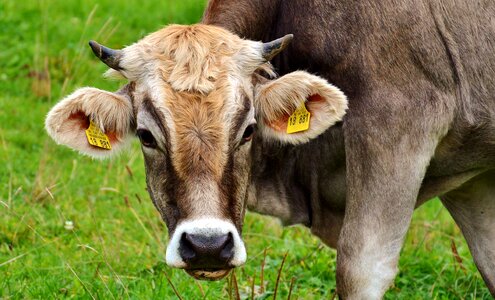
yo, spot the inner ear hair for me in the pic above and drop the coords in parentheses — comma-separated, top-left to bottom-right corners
(104, 68, 126, 80)
(252, 64, 278, 87)
(255, 63, 278, 79)
(115, 82, 136, 98)
(252, 72, 270, 86)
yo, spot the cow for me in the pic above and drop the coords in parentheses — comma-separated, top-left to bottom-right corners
(45, 24, 347, 282)
(44, 0, 495, 298)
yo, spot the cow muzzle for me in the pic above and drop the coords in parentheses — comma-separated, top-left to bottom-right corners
(165, 218, 247, 280)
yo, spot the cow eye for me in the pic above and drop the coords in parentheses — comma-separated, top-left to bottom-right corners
(137, 129, 157, 148)
(240, 124, 256, 145)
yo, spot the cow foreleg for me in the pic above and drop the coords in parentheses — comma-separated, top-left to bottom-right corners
(337, 94, 447, 299)
(441, 170, 495, 296)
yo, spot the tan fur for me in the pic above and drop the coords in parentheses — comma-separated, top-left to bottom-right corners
(118, 25, 266, 180)
(120, 25, 262, 180)
(120, 24, 265, 93)
(167, 88, 228, 181)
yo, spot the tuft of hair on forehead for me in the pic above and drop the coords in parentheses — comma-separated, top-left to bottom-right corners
(122, 24, 266, 94)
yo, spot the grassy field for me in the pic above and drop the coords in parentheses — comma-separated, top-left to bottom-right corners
(0, 0, 491, 298)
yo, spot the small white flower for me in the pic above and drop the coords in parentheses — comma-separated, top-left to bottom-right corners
(64, 220, 74, 230)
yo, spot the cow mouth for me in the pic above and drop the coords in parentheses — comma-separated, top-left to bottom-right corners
(185, 268, 231, 281)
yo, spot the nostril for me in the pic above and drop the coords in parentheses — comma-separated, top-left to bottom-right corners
(219, 232, 234, 262)
(180, 233, 197, 262)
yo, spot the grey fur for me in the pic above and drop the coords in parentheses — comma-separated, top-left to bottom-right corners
(203, 0, 495, 298)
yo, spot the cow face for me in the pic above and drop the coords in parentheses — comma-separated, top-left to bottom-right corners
(45, 24, 347, 280)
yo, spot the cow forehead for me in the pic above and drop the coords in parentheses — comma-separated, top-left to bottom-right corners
(137, 73, 252, 182)
(128, 24, 260, 180)
(120, 24, 264, 94)
(167, 88, 230, 181)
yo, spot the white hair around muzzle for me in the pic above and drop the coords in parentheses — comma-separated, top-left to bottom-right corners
(165, 218, 247, 268)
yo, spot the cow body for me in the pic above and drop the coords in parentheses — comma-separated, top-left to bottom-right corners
(204, 0, 495, 297)
(44, 1, 495, 298)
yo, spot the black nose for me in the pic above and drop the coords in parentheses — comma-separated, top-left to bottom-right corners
(179, 232, 234, 269)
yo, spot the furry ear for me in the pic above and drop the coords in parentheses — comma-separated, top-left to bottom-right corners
(45, 87, 134, 158)
(255, 71, 347, 144)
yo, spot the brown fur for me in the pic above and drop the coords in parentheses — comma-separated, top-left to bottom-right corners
(203, 0, 280, 40)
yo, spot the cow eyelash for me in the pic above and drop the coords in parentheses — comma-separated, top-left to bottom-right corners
(240, 123, 257, 146)
(136, 129, 157, 148)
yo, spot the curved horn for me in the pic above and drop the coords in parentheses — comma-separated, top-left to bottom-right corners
(262, 34, 293, 61)
(88, 40, 123, 70)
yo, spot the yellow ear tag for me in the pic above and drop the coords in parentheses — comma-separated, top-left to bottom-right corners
(287, 103, 311, 134)
(85, 120, 112, 150)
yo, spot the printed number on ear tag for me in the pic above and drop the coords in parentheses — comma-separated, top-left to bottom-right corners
(287, 103, 311, 134)
(85, 120, 112, 150)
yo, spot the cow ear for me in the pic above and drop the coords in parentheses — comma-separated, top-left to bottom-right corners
(45, 87, 135, 158)
(255, 71, 347, 144)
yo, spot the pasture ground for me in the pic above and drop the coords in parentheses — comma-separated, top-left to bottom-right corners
(0, 0, 491, 298)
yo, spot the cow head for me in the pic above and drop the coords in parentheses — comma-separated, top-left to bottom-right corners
(45, 24, 347, 280)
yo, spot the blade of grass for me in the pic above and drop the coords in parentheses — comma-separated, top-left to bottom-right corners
(232, 270, 240, 300)
(287, 277, 296, 300)
(260, 248, 267, 294)
(250, 273, 256, 300)
(273, 252, 288, 300)
(164, 272, 183, 300)
(451, 239, 467, 274)
(67, 263, 96, 300)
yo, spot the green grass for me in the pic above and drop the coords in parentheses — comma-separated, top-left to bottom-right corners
(0, 0, 491, 298)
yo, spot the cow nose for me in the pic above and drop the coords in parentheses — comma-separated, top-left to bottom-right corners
(179, 232, 234, 268)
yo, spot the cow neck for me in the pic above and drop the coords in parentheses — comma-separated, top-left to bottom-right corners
(248, 125, 346, 232)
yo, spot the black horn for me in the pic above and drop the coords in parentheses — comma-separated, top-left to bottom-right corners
(262, 34, 294, 61)
(88, 40, 123, 70)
